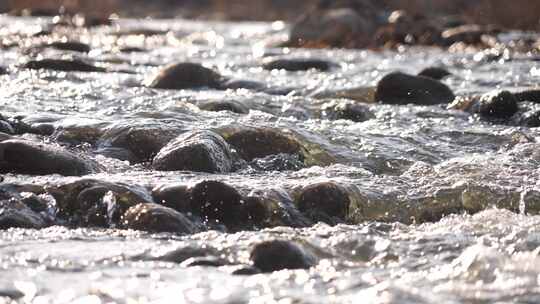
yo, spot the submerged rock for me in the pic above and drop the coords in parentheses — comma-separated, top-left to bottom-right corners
(24, 58, 105, 72)
(197, 100, 249, 114)
(250, 240, 315, 272)
(418, 67, 451, 80)
(152, 130, 233, 173)
(449, 90, 518, 119)
(321, 101, 375, 122)
(147, 62, 223, 90)
(152, 184, 191, 212)
(375, 72, 455, 105)
(0, 66, 8, 75)
(50, 179, 153, 227)
(190, 180, 242, 225)
(223, 127, 305, 162)
(0, 139, 95, 176)
(100, 126, 182, 163)
(0, 199, 46, 229)
(0, 120, 14, 134)
(514, 90, 540, 103)
(296, 182, 350, 224)
(262, 58, 335, 71)
(121, 203, 197, 234)
(249, 153, 305, 172)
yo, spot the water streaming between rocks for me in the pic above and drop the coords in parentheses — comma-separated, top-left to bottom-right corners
(1, 15, 540, 303)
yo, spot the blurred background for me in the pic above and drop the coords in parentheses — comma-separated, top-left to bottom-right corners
(0, 0, 539, 30)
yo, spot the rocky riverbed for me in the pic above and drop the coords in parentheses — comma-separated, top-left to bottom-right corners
(0, 12, 540, 303)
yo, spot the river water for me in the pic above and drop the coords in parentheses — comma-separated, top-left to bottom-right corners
(1, 15, 540, 303)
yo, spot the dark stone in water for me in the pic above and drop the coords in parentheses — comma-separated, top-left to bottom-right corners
(121, 203, 197, 234)
(250, 240, 315, 272)
(241, 196, 270, 226)
(180, 257, 225, 267)
(0, 139, 95, 176)
(190, 180, 242, 225)
(119, 47, 146, 53)
(232, 266, 261, 275)
(0, 120, 14, 134)
(441, 24, 498, 46)
(224, 128, 305, 162)
(24, 59, 105, 72)
(101, 126, 181, 163)
(471, 90, 518, 119)
(262, 58, 335, 71)
(296, 182, 350, 224)
(152, 130, 233, 173)
(519, 110, 540, 127)
(322, 101, 375, 122)
(249, 153, 305, 172)
(50, 179, 153, 226)
(418, 67, 451, 80)
(375, 72, 455, 105)
(48, 41, 91, 53)
(198, 100, 249, 114)
(152, 184, 191, 212)
(0, 66, 7, 75)
(148, 62, 223, 90)
(514, 90, 540, 103)
(0, 199, 46, 229)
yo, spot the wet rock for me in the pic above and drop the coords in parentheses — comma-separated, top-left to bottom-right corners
(449, 90, 518, 119)
(296, 182, 350, 224)
(152, 130, 233, 173)
(441, 24, 499, 46)
(180, 257, 225, 267)
(249, 153, 305, 172)
(418, 67, 451, 80)
(100, 126, 182, 163)
(223, 127, 305, 162)
(287, 7, 376, 48)
(250, 240, 315, 272)
(0, 120, 14, 134)
(262, 58, 335, 71)
(248, 189, 312, 228)
(0, 66, 7, 75)
(121, 203, 197, 234)
(50, 179, 153, 226)
(142, 246, 219, 263)
(374, 72, 455, 105)
(190, 180, 242, 225)
(472, 91, 519, 119)
(24, 58, 105, 72)
(374, 11, 442, 47)
(47, 41, 91, 53)
(147, 62, 223, 90)
(321, 101, 375, 122)
(119, 47, 146, 53)
(518, 110, 540, 127)
(0, 199, 46, 229)
(152, 184, 191, 212)
(0, 139, 95, 176)
(198, 100, 249, 114)
(231, 266, 261, 275)
(514, 90, 540, 103)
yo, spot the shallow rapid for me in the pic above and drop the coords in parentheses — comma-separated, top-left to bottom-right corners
(1, 15, 540, 303)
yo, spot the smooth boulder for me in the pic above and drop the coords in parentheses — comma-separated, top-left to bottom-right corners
(0, 199, 46, 229)
(224, 128, 305, 162)
(0, 139, 95, 176)
(296, 182, 350, 224)
(418, 67, 451, 80)
(375, 72, 455, 105)
(121, 203, 197, 234)
(152, 130, 233, 173)
(148, 62, 223, 90)
(250, 240, 315, 272)
(190, 180, 242, 225)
